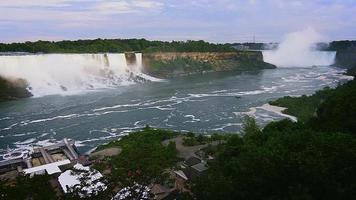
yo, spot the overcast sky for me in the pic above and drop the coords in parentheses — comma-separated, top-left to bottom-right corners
(0, 0, 355, 43)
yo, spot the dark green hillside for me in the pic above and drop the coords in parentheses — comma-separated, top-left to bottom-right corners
(308, 80, 356, 134)
(192, 118, 356, 200)
(269, 87, 334, 122)
(271, 79, 356, 135)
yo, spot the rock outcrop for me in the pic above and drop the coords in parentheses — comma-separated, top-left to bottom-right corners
(125, 52, 137, 65)
(142, 51, 276, 78)
(0, 76, 32, 101)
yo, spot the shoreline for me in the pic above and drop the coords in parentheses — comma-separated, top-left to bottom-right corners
(258, 103, 298, 122)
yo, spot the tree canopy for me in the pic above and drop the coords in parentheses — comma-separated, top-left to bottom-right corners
(0, 39, 236, 53)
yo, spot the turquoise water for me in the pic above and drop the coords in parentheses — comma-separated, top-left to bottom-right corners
(0, 66, 351, 154)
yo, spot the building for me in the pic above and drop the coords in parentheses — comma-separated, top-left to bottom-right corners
(151, 184, 172, 200)
(174, 156, 208, 191)
(57, 163, 106, 196)
(0, 138, 79, 177)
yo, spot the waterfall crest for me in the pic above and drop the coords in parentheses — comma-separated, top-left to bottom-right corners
(0, 53, 157, 97)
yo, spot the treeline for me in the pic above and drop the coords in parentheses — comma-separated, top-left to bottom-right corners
(192, 118, 356, 200)
(191, 79, 356, 200)
(326, 40, 356, 51)
(229, 42, 278, 50)
(0, 39, 236, 53)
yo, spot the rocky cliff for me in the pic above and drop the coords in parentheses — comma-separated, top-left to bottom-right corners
(142, 51, 276, 78)
(328, 40, 356, 69)
(0, 76, 32, 101)
(334, 46, 356, 69)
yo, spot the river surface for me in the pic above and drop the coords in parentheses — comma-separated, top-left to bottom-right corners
(0, 66, 352, 154)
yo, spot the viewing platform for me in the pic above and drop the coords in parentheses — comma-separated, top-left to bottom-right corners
(0, 138, 80, 176)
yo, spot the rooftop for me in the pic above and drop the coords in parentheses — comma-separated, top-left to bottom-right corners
(184, 156, 201, 167)
(191, 163, 208, 172)
(23, 159, 71, 175)
(58, 163, 106, 196)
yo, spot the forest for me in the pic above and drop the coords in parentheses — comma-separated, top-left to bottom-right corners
(192, 79, 356, 200)
(0, 39, 235, 53)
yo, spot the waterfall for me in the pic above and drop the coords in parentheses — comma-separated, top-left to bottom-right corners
(262, 50, 336, 68)
(0, 53, 157, 97)
(262, 28, 336, 67)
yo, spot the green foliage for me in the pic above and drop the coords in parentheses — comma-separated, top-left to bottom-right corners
(308, 80, 356, 134)
(182, 136, 206, 146)
(182, 133, 229, 147)
(148, 58, 214, 71)
(0, 175, 58, 200)
(241, 116, 264, 146)
(327, 40, 356, 51)
(191, 121, 356, 200)
(192, 79, 356, 199)
(270, 87, 334, 122)
(0, 39, 236, 53)
(271, 79, 356, 134)
(97, 127, 179, 186)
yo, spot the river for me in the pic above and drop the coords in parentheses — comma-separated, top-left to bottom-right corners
(0, 65, 352, 155)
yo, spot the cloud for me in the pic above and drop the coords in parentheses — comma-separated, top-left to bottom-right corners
(133, 0, 163, 9)
(0, 0, 72, 7)
(94, 0, 163, 14)
(0, 0, 164, 25)
(0, 0, 355, 42)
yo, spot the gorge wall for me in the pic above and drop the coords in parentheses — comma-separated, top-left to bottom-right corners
(142, 51, 276, 78)
(334, 46, 356, 69)
(327, 41, 356, 69)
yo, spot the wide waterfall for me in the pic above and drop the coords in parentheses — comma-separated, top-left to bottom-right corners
(0, 53, 157, 97)
(263, 50, 336, 68)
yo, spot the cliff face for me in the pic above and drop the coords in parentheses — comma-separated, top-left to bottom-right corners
(0, 76, 32, 101)
(334, 46, 356, 69)
(142, 51, 276, 78)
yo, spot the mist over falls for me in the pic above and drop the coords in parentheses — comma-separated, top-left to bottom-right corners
(262, 28, 336, 67)
(0, 53, 156, 97)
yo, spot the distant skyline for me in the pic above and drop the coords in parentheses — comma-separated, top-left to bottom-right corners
(0, 0, 355, 43)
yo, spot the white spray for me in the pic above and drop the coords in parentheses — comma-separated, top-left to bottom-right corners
(0, 53, 157, 97)
(263, 28, 336, 67)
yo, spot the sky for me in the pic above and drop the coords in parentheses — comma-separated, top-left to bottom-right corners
(0, 0, 355, 43)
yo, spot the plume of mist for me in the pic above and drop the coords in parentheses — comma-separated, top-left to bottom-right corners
(263, 27, 335, 67)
